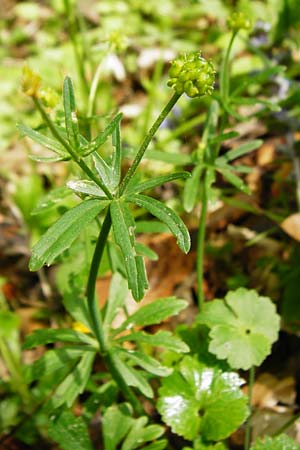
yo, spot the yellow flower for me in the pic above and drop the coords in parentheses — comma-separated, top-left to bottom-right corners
(72, 321, 90, 334)
(21, 66, 41, 98)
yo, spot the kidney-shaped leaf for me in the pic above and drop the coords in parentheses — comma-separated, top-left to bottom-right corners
(30, 199, 109, 271)
(198, 288, 280, 370)
(157, 356, 248, 441)
(48, 410, 93, 450)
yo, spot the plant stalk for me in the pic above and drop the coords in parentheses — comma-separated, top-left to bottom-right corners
(86, 210, 143, 415)
(220, 31, 237, 103)
(33, 99, 113, 199)
(245, 366, 255, 450)
(119, 91, 181, 195)
(272, 410, 300, 437)
(197, 170, 209, 310)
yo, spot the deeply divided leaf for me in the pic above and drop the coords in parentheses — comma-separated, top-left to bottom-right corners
(29, 199, 109, 271)
(48, 410, 93, 450)
(127, 194, 190, 253)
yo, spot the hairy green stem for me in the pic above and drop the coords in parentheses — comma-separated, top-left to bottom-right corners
(119, 91, 181, 195)
(197, 171, 208, 310)
(86, 210, 111, 352)
(63, 0, 89, 100)
(245, 366, 255, 450)
(220, 31, 237, 103)
(33, 99, 113, 199)
(86, 210, 143, 415)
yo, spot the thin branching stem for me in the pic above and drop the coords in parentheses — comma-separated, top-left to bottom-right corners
(197, 171, 208, 310)
(119, 91, 181, 195)
(33, 98, 113, 199)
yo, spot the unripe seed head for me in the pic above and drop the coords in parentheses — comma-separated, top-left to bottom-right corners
(168, 52, 215, 98)
(227, 11, 252, 32)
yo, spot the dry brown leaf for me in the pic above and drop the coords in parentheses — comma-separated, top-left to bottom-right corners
(281, 213, 300, 241)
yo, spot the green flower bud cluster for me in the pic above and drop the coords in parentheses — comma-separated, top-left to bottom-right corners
(227, 11, 251, 32)
(167, 52, 215, 98)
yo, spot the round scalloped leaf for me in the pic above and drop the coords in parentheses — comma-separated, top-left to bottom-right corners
(198, 288, 280, 370)
(251, 434, 300, 450)
(157, 356, 248, 441)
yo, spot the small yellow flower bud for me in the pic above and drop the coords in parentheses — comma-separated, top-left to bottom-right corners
(39, 87, 60, 108)
(21, 66, 41, 98)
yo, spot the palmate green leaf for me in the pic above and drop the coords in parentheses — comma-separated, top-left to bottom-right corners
(127, 194, 190, 253)
(121, 416, 165, 450)
(110, 199, 148, 301)
(23, 328, 96, 350)
(103, 404, 134, 450)
(31, 186, 72, 215)
(110, 350, 153, 398)
(118, 348, 172, 377)
(67, 179, 105, 197)
(48, 410, 93, 450)
(17, 123, 69, 158)
(183, 164, 203, 212)
(216, 140, 262, 164)
(63, 77, 80, 148)
(82, 113, 123, 156)
(102, 405, 166, 450)
(251, 434, 300, 450)
(29, 199, 110, 271)
(116, 330, 189, 353)
(50, 351, 95, 409)
(157, 356, 248, 441)
(126, 172, 190, 195)
(198, 288, 280, 370)
(117, 297, 188, 331)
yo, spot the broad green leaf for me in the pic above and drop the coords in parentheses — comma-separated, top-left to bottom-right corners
(217, 168, 251, 194)
(127, 194, 190, 253)
(48, 410, 93, 450)
(103, 272, 128, 331)
(17, 123, 69, 158)
(198, 288, 280, 370)
(103, 404, 134, 450)
(126, 172, 190, 195)
(93, 152, 117, 191)
(183, 437, 228, 449)
(30, 199, 109, 271)
(118, 348, 172, 377)
(142, 442, 167, 450)
(117, 330, 189, 353)
(25, 347, 84, 383)
(121, 417, 164, 450)
(135, 242, 158, 261)
(183, 165, 203, 212)
(111, 350, 153, 398)
(110, 199, 148, 301)
(157, 356, 248, 441)
(251, 434, 300, 450)
(23, 328, 96, 350)
(216, 140, 262, 164)
(67, 179, 105, 197)
(82, 113, 123, 156)
(63, 77, 80, 148)
(119, 297, 188, 330)
(50, 351, 95, 408)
